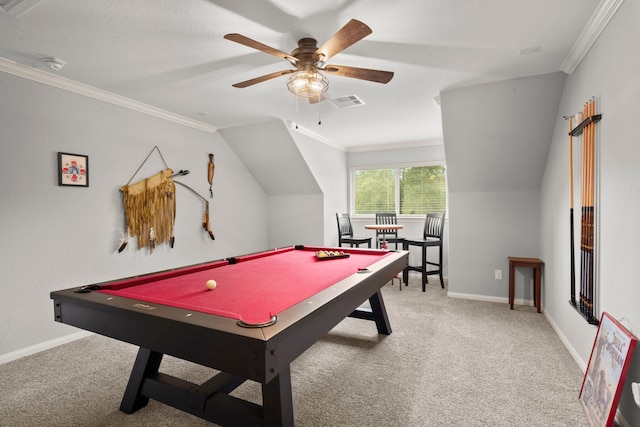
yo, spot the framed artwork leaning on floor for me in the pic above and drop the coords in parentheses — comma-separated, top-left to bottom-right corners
(580, 311, 637, 427)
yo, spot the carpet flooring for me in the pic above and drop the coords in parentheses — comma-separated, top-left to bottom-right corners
(0, 275, 588, 426)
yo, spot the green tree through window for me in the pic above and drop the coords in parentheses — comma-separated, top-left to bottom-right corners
(353, 165, 446, 215)
(399, 165, 446, 214)
(353, 168, 396, 214)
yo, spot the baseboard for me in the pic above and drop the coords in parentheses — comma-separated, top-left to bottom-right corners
(544, 314, 631, 427)
(446, 292, 535, 307)
(543, 312, 587, 371)
(447, 293, 637, 424)
(0, 331, 93, 365)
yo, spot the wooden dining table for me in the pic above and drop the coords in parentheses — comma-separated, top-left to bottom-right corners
(364, 224, 405, 289)
(364, 224, 404, 249)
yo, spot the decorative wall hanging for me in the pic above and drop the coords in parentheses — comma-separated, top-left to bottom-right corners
(58, 152, 89, 187)
(174, 180, 215, 241)
(566, 97, 601, 324)
(208, 153, 215, 198)
(120, 168, 176, 252)
(117, 146, 214, 253)
(580, 312, 637, 427)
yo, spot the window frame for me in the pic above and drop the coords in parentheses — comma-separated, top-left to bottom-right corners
(349, 161, 447, 219)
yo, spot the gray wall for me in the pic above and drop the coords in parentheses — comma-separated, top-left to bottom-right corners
(438, 1, 640, 424)
(0, 71, 268, 357)
(440, 72, 565, 303)
(541, 0, 640, 423)
(3, 1, 640, 422)
(291, 128, 349, 247)
(220, 119, 346, 249)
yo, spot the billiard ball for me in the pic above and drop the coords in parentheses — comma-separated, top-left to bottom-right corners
(206, 279, 217, 290)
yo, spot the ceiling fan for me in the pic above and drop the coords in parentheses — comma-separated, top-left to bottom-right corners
(224, 19, 394, 100)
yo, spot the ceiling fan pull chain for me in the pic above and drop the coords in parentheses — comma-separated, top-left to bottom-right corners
(295, 94, 299, 129)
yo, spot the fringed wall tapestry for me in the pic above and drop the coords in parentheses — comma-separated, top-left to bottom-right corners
(118, 146, 214, 253)
(121, 168, 176, 251)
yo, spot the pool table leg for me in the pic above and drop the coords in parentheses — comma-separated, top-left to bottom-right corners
(368, 290, 392, 335)
(262, 368, 294, 427)
(120, 347, 163, 413)
(348, 290, 392, 335)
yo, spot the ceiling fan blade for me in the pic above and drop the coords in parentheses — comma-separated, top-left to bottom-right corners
(316, 19, 372, 62)
(224, 33, 297, 64)
(322, 65, 394, 84)
(232, 69, 295, 88)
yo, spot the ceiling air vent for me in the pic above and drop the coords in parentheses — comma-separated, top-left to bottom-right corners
(328, 95, 366, 109)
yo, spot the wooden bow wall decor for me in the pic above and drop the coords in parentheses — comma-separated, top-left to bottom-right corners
(566, 98, 601, 325)
(117, 146, 215, 253)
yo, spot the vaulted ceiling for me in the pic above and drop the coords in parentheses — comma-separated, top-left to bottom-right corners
(0, 0, 602, 150)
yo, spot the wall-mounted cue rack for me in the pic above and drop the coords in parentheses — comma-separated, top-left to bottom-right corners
(567, 99, 601, 325)
(570, 114, 602, 136)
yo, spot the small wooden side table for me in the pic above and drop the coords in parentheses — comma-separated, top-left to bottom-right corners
(508, 257, 544, 313)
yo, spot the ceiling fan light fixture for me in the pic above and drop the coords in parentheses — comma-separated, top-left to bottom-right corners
(286, 70, 328, 98)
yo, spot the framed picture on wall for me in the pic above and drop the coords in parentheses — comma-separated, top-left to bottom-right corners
(580, 311, 637, 426)
(58, 152, 89, 187)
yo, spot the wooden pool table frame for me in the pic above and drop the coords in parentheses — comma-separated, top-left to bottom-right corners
(51, 246, 408, 426)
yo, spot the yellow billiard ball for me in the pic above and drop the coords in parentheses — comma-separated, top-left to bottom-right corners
(206, 279, 217, 290)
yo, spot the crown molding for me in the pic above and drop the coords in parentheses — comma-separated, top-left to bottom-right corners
(347, 138, 443, 153)
(0, 0, 41, 16)
(561, 0, 625, 74)
(0, 56, 218, 134)
(286, 120, 347, 151)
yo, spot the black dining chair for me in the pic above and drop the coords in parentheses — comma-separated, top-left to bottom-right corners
(402, 213, 445, 291)
(375, 212, 400, 249)
(336, 213, 372, 248)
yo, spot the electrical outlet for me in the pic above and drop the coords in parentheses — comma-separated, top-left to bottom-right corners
(495, 269, 503, 280)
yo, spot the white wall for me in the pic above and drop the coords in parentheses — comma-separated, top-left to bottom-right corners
(540, 0, 640, 423)
(0, 71, 268, 358)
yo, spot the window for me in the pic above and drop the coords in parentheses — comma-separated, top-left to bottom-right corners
(351, 164, 447, 215)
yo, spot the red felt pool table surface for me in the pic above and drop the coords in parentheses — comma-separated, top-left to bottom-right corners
(51, 245, 408, 426)
(97, 246, 391, 325)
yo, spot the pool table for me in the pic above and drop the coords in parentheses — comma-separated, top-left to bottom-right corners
(50, 245, 408, 426)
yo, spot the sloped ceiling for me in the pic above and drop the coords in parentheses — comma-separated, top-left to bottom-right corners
(441, 72, 566, 192)
(220, 119, 321, 195)
(0, 0, 604, 151)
